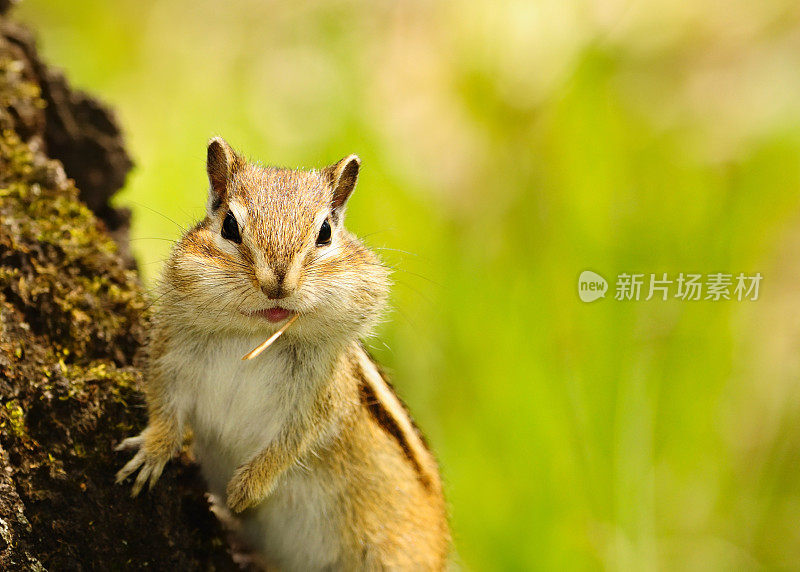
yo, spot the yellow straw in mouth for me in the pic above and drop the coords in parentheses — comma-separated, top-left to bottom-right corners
(241, 313, 299, 361)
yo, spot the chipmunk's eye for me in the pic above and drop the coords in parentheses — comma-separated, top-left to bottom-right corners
(316, 218, 332, 246)
(221, 210, 241, 244)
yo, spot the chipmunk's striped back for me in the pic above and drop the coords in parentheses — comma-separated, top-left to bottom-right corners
(353, 346, 441, 493)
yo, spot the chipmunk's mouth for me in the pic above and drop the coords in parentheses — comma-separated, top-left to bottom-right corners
(246, 307, 294, 323)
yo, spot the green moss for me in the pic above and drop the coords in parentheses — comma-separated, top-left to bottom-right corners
(0, 126, 146, 362)
(2, 400, 26, 439)
(0, 58, 44, 111)
(62, 360, 140, 400)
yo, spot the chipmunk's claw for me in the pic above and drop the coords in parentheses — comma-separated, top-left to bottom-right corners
(116, 449, 145, 485)
(114, 435, 143, 452)
(115, 433, 168, 495)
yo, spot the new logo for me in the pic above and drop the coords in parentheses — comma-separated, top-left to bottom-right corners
(578, 270, 608, 303)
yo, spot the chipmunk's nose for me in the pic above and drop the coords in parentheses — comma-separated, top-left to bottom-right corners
(262, 279, 287, 300)
(264, 286, 287, 300)
(257, 267, 292, 300)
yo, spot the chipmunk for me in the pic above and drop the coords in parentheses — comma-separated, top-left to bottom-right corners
(115, 138, 450, 570)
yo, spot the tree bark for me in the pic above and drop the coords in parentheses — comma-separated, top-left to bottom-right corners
(0, 7, 240, 570)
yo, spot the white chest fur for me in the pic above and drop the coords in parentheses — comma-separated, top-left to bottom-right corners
(162, 333, 344, 569)
(163, 334, 319, 494)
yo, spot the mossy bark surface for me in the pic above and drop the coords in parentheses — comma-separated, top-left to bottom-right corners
(0, 8, 239, 570)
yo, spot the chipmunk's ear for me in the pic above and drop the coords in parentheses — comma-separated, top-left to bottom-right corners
(206, 137, 241, 212)
(324, 154, 360, 219)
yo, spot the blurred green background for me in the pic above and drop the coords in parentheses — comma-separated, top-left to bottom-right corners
(16, 0, 800, 569)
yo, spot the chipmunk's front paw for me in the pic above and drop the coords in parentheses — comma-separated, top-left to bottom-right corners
(226, 465, 273, 513)
(114, 431, 173, 496)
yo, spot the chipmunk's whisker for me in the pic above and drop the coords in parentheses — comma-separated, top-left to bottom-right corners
(241, 313, 299, 360)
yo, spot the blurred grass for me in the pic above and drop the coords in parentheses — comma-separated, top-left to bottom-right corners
(16, 0, 800, 569)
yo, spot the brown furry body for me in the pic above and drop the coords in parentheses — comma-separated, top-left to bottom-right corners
(116, 139, 450, 569)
